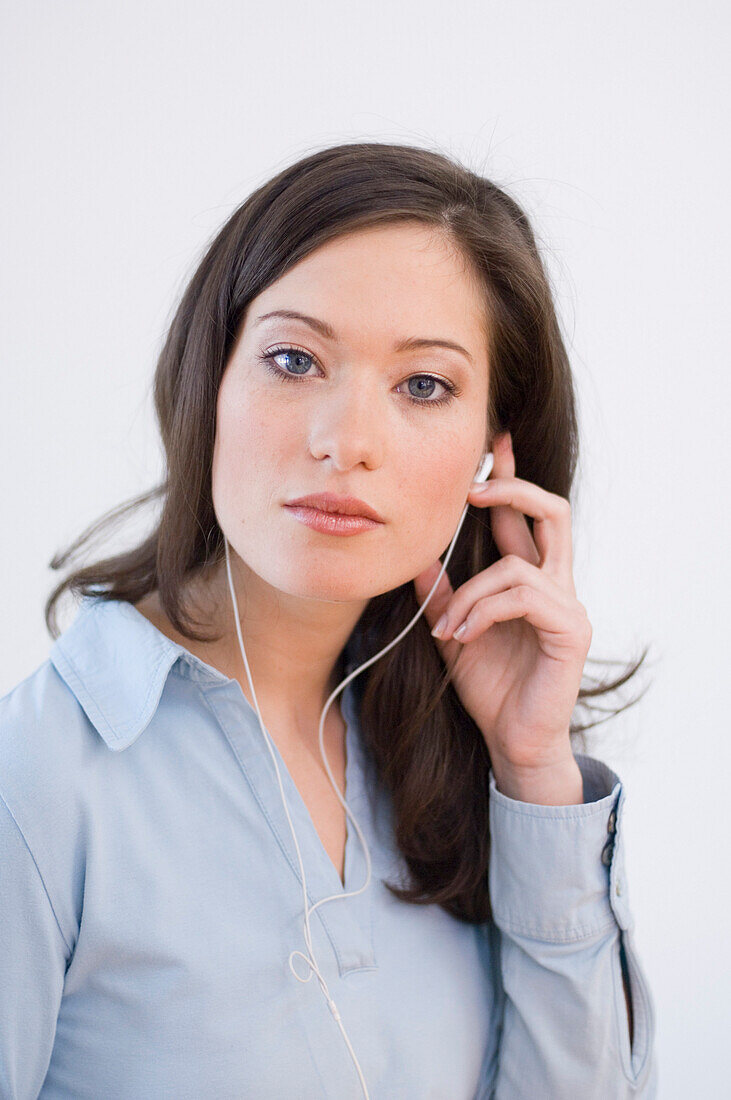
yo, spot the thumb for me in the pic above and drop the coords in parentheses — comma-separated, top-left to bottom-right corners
(412, 559, 455, 635)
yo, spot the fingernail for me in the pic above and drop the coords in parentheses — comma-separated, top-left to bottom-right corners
(431, 614, 448, 638)
(453, 621, 467, 639)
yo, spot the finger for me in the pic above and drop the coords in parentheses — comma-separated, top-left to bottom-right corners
(450, 585, 587, 655)
(433, 556, 573, 640)
(469, 432, 541, 567)
(469, 476, 574, 582)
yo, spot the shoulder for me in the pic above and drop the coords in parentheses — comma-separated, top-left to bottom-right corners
(0, 657, 100, 840)
(0, 656, 98, 799)
(0, 659, 96, 949)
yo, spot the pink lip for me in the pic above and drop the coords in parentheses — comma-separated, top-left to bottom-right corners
(284, 505, 382, 536)
(284, 493, 385, 523)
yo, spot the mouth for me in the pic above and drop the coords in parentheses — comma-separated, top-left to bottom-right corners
(283, 494, 385, 537)
(283, 493, 385, 524)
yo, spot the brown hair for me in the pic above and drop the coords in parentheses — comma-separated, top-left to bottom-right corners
(45, 141, 650, 924)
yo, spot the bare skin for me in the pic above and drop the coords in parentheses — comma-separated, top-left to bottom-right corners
(202, 220, 489, 743)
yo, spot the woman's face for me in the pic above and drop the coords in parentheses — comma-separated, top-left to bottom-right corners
(212, 221, 491, 605)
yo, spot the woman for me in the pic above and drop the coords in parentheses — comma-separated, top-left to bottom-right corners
(0, 142, 657, 1097)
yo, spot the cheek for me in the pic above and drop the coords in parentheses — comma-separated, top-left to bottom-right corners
(211, 401, 259, 529)
(393, 441, 473, 551)
(213, 385, 284, 497)
(413, 433, 471, 504)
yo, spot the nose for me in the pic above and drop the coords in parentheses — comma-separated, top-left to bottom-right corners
(308, 374, 386, 472)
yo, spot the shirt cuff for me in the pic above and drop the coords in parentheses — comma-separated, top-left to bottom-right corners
(488, 752, 632, 942)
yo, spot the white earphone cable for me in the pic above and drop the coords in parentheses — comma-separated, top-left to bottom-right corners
(222, 451, 492, 1099)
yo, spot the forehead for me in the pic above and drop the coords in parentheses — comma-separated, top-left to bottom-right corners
(246, 222, 488, 345)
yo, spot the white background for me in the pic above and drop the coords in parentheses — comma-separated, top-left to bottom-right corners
(2, 2, 729, 1094)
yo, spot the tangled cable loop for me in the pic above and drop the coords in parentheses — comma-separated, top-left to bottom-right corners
(289, 949, 340, 1020)
(288, 948, 316, 984)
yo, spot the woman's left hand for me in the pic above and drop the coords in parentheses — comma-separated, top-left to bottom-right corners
(412, 431, 592, 799)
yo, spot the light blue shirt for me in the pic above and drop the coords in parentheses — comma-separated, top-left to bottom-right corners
(0, 597, 657, 1098)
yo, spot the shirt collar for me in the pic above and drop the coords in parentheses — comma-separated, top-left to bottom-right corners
(49, 596, 361, 754)
(49, 596, 228, 752)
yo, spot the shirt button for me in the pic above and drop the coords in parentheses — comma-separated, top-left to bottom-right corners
(601, 838, 614, 866)
(615, 881, 622, 896)
(607, 809, 617, 834)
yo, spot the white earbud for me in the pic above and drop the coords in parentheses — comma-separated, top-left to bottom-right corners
(473, 450, 494, 484)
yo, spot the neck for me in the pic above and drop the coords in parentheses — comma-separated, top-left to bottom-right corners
(167, 554, 368, 749)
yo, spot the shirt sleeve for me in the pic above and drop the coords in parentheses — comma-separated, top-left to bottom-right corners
(475, 752, 658, 1099)
(0, 790, 69, 1099)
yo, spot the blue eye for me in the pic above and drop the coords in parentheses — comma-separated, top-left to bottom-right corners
(265, 347, 313, 376)
(258, 345, 458, 409)
(407, 376, 443, 401)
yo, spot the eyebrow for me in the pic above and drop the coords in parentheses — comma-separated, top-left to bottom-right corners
(253, 309, 474, 366)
